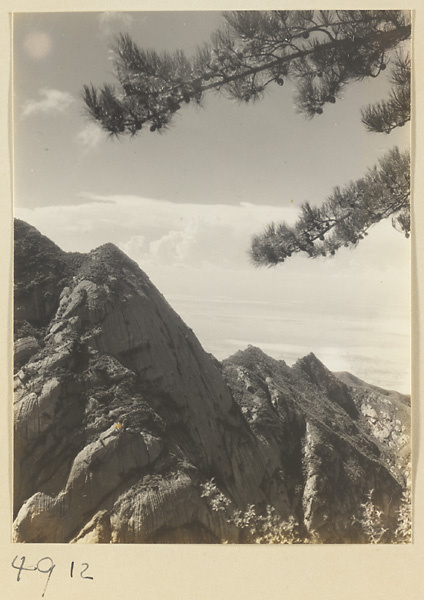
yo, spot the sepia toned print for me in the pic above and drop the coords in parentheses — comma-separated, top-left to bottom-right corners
(13, 10, 411, 544)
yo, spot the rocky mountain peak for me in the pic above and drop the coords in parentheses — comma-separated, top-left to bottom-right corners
(13, 221, 410, 544)
(14, 219, 82, 328)
(294, 352, 359, 419)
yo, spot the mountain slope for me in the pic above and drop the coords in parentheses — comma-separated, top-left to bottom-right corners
(13, 220, 409, 543)
(221, 347, 407, 541)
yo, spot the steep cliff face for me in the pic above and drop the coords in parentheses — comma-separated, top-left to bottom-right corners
(221, 348, 407, 541)
(13, 220, 409, 543)
(334, 371, 411, 480)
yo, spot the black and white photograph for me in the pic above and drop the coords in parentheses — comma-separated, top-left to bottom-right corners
(12, 9, 412, 546)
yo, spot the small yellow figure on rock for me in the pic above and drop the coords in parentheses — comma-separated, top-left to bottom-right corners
(114, 422, 124, 432)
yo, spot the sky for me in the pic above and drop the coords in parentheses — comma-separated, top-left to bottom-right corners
(13, 11, 411, 392)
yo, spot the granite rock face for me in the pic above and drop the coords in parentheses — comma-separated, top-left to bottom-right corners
(221, 348, 410, 542)
(13, 220, 409, 543)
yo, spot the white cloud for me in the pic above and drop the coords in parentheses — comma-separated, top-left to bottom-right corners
(98, 12, 134, 36)
(76, 122, 106, 150)
(70, 193, 300, 269)
(121, 218, 235, 268)
(120, 234, 147, 258)
(15, 192, 410, 311)
(15, 192, 409, 275)
(16, 193, 295, 259)
(22, 88, 74, 118)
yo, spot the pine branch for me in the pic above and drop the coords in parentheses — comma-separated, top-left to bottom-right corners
(361, 52, 411, 133)
(249, 147, 410, 266)
(81, 10, 411, 136)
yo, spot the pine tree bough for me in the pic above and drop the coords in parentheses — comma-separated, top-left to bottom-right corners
(81, 10, 411, 264)
(250, 147, 410, 265)
(361, 51, 411, 133)
(82, 10, 410, 136)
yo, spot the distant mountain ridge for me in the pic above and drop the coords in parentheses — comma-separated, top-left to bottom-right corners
(13, 219, 410, 543)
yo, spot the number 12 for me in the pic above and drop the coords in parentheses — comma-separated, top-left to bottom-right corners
(70, 561, 93, 580)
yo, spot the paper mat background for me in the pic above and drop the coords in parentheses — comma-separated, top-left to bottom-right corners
(1, 2, 422, 598)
